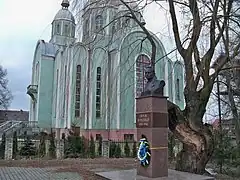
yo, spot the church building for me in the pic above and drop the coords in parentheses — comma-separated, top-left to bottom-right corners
(27, 0, 185, 140)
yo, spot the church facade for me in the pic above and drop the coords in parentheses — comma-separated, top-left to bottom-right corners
(27, 0, 185, 140)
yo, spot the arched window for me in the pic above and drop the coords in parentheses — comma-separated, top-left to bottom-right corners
(176, 78, 180, 100)
(135, 54, 151, 97)
(96, 67, 101, 118)
(75, 65, 81, 117)
(56, 24, 60, 34)
(95, 15, 103, 30)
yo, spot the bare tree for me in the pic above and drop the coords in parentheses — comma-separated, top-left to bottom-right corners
(71, 0, 240, 174)
(205, 0, 240, 153)
(219, 60, 240, 148)
(0, 65, 12, 109)
(166, 0, 240, 174)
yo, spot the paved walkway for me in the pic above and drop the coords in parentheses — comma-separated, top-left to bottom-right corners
(96, 169, 215, 180)
(0, 167, 83, 180)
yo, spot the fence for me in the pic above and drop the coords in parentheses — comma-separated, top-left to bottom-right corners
(0, 134, 183, 160)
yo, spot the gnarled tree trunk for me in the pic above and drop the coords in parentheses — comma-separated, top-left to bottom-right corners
(168, 101, 214, 174)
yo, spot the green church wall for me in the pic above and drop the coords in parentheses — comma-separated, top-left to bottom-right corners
(29, 3, 186, 134)
(119, 31, 167, 129)
(91, 47, 108, 129)
(72, 44, 88, 128)
(37, 56, 54, 128)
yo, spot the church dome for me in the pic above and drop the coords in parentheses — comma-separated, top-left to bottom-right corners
(50, 0, 76, 44)
(54, 0, 75, 23)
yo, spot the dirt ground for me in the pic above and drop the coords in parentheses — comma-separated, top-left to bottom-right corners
(0, 158, 238, 180)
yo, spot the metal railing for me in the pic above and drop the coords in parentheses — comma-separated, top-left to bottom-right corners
(0, 120, 23, 132)
(0, 121, 39, 137)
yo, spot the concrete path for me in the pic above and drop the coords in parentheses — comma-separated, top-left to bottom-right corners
(0, 167, 83, 180)
(95, 169, 215, 180)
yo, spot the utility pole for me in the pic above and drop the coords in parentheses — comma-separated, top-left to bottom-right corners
(216, 74, 223, 173)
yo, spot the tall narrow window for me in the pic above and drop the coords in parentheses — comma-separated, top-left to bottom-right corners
(75, 65, 81, 117)
(62, 65, 67, 117)
(96, 67, 101, 118)
(56, 24, 60, 34)
(54, 69, 59, 118)
(35, 62, 39, 84)
(64, 24, 69, 36)
(112, 22, 116, 34)
(176, 78, 180, 100)
(135, 54, 151, 97)
(84, 19, 89, 36)
(95, 15, 103, 30)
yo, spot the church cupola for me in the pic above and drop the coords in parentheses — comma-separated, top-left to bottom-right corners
(50, 0, 76, 46)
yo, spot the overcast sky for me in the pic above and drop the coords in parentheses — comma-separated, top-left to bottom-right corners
(0, 0, 178, 111)
(0, 0, 64, 110)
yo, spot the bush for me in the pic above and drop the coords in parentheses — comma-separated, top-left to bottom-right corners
(109, 141, 116, 158)
(212, 129, 240, 175)
(64, 135, 86, 158)
(115, 143, 122, 158)
(20, 136, 36, 158)
(65, 136, 76, 158)
(89, 135, 95, 158)
(12, 131, 18, 159)
(77, 136, 86, 156)
(0, 133, 6, 159)
(38, 132, 47, 157)
(124, 141, 130, 157)
(49, 133, 56, 159)
(168, 131, 175, 160)
(132, 141, 137, 158)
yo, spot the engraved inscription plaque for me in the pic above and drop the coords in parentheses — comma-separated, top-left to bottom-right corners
(136, 113, 151, 128)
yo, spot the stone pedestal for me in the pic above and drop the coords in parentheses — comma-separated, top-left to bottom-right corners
(102, 140, 110, 158)
(56, 140, 64, 159)
(4, 138, 13, 160)
(136, 96, 168, 178)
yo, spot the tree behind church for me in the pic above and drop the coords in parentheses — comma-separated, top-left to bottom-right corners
(0, 65, 12, 109)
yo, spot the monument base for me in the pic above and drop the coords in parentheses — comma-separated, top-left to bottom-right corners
(95, 169, 215, 180)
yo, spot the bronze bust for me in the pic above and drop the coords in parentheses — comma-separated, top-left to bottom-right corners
(140, 66, 165, 96)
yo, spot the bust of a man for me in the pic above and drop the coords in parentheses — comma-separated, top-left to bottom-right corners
(140, 65, 165, 97)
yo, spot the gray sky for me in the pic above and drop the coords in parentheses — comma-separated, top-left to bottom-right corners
(0, 0, 178, 111)
(0, 0, 62, 110)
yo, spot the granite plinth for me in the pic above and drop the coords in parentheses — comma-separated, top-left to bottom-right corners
(95, 169, 215, 180)
(136, 96, 168, 178)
